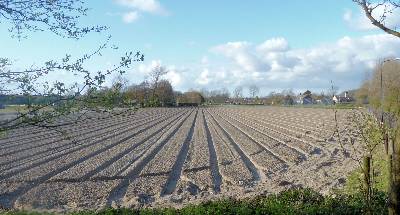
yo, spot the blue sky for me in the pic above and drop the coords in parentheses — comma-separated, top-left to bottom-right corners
(1, 0, 400, 95)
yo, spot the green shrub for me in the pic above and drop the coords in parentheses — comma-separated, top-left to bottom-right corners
(1, 188, 387, 215)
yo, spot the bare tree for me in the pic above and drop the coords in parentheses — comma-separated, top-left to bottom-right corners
(220, 88, 230, 100)
(328, 80, 339, 97)
(233, 86, 243, 100)
(148, 65, 168, 97)
(267, 91, 285, 105)
(112, 75, 129, 92)
(0, 0, 106, 39)
(249, 84, 259, 98)
(353, 0, 400, 38)
(207, 88, 230, 104)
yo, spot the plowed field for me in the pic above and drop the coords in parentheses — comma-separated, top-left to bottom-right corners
(0, 107, 360, 211)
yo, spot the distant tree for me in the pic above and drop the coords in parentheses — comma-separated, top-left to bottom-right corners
(174, 91, 183, 104)
(200, 89, 210, 99)
(328, 81, 339, 97)
(282, 89, 295, 105)
(109, 75, 131, 106)
(200, 89, 211, 103)
(266, 91, 285, 105)
(366, 60, 400, 114)
(284, 95, 295, 106)
(125, 81, 150, 107)
(208, 88, 230, 104)
(154, 80, 175, 106)
(219, 88, 230, 102)
(249, 84, 259, 98)
(281, 89, 295, 97)
(125, 78, 175, 107)
(177, 91, 204, 105)
(148, 65, 168, 96)
(112, 75, 129, 92)
(233, 86, 243, 102)
(200, 88, 230, 104)
(355, 82, 369, 105)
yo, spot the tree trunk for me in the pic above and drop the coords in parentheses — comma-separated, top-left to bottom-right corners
(363, 155, 372, 213)
(388, 128, 400, 215)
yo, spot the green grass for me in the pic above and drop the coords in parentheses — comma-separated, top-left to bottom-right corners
(0, 188, 387, 215)
(342, 146, 389, 195)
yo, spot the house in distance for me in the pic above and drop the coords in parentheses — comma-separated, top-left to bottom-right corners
(332, 91, 355, 104)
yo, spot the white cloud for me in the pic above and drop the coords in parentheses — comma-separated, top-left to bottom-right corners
(196, 69, 210, 85)
(115, 0, 167, 15)
(344, 4, 400, 31)
(204, 34, 400, 93)
(257, 37, 289, 53)
(165, 69, 182, 87)
(201, 56, 209, 65)
(114, 0, 167, 24)
(212, 41, 270, 73)
(116, 34, 400, 94)
(137, 60, 161, 75)
(122, 11, 139, 23)
(343, 9, 376, 31)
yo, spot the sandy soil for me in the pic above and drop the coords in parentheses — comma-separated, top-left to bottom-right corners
(0, 106, 362, 212)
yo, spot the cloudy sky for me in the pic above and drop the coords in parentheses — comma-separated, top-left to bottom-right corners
(1, 0, 400, 95)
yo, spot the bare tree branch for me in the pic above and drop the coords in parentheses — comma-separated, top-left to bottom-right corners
(0, 0, 107, 39)
(354, 0, 400, 38)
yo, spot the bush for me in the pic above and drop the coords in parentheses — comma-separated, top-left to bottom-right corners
(1, 188, 387, 215)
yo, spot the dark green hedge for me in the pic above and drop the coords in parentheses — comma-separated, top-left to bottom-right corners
(1, 188, 387, 215)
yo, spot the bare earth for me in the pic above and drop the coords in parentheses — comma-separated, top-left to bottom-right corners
(0, 106, 360, 211)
